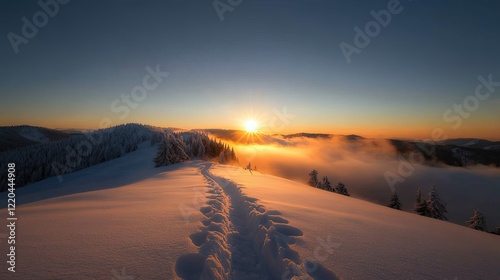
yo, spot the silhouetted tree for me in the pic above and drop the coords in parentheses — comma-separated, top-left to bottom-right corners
(466, 209, 486, 231)
(308, 170, 319, 187)
(335, 182, 349, 196)
(321, 176, 333, 192)
(414, 188, 429, 216)
(427, 186, 448, 220)
(154, 138, 171, 167)
(494, 227, 500, 235)
(388, 192, 402, 210)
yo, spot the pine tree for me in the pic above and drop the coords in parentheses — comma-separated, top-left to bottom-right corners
(308, 170, 319, 187)
(427, 186, 448, 220)
(219, 151, 227, 164)
(154, 138, 171, 167)
(317, 180, 324, 190)
(388, 192, 402, 210)
(321, 176, 332, 192)
(465, 209, 486, 231)
(231, 147, 237, 162)
(195, 137, 206, 158)
(154, 133, 189, 167)
(414, 188, 429, 216)
(335, 182, 349, 196)
(495, 227, 500, 235)
(168, 133, 190, 163)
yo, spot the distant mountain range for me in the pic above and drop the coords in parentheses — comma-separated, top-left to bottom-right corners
(439, 138, 500, 150)
(389, 139, 500, 167)
(2, 125, 499, 168)
(0, 125, 81, 152)
(285, 134, 500, 168)
(205, 129, 500, 168)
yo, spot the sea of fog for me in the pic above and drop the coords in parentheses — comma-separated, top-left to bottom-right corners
(229, 136, 500, 230)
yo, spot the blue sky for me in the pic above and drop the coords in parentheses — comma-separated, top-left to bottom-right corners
(1, 0, 499, 139)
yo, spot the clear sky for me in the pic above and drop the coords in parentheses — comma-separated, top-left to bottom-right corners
(1, 0, 499, 140)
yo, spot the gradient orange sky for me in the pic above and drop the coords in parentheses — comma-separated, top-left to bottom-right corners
(1, 1, 500, 141)
(2, 99, 499, 141)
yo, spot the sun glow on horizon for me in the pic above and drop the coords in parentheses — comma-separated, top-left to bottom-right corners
(244, 119, 259, 133)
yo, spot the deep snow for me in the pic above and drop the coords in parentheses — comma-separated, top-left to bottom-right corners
(1, 144, 499, 279)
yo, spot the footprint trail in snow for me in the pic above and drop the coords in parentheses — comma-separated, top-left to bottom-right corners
(175, 162, 338, 280)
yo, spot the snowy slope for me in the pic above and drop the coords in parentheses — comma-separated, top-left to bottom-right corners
(211, 165, 500, 279)
(0, 144, 209, 279)
(1, 145, 499, 279)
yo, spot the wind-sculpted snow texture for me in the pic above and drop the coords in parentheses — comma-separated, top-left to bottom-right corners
(176, 162, 337, 280)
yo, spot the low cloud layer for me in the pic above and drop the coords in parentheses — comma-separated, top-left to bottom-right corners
(228, 135, 500, 229)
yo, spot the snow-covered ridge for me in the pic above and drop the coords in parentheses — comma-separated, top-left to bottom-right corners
(0, 123, 237, 191)
(18, 126, 50, 142)
(0, 125, 73, 152)
(485, 145, 500, 150)
(1, 145, 498, 279)
(0, 123, 168, 190)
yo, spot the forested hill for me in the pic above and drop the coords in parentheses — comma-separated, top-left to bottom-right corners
(0, 123, 237, 191)
(0, 125, 78, 152)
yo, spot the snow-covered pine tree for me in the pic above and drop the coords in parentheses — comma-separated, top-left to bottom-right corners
(219, 151, 227, 164)
(388, 192, 402, 210)
(465, 209, 486, 231)
(414, 188, 429, 216)
(335, 182, 350, 196)
(154, 133, 189, 167)
(308, 170, 319, 187)
(189, 133, 206, 158)
(427, 186, 448, 220)
(197, 140, 206, 158)
(154, 136, 172, 167)
(168, 133, 190, 163)
(321, 176, 332, 192)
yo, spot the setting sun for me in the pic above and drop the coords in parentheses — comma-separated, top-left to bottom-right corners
(244, 119, 258, 133)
